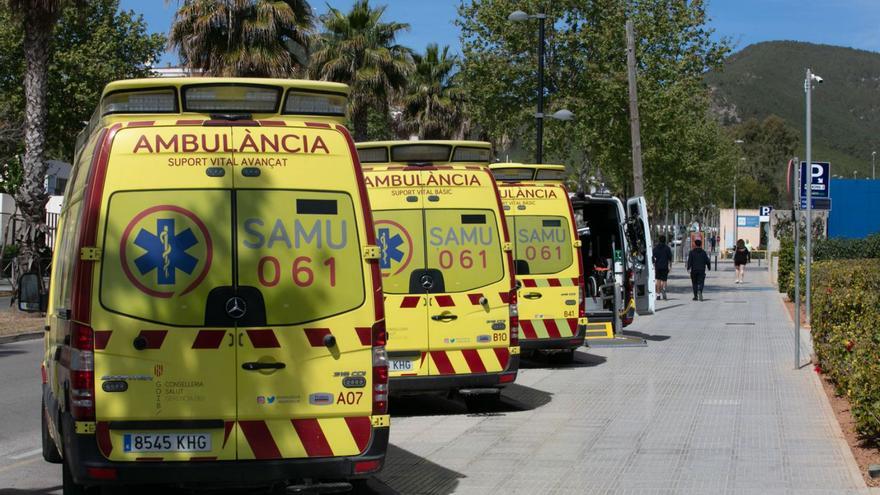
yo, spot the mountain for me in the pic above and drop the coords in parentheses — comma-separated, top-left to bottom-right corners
(706, 41, 880, 178)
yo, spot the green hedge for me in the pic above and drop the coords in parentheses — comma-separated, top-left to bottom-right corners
(778, 233, 880, 297)
(811, 259, 880, 440)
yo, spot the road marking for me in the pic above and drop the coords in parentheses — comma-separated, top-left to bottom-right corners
(9, 448, 42, 460)
(0, 456, 41, 474)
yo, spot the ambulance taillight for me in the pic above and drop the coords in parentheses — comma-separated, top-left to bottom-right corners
(578, 274, 586, 319)
(508, 290, 519, 347)
(70, 323, 96, 421)
(372, 319, 389, 414)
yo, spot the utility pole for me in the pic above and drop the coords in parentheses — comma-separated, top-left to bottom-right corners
(625, 19, 644, 196)
(804, 68, 817, 327)
(535, 14, 546, 164)
(793, 156, 801, 369)
(665, 188, 669, 241)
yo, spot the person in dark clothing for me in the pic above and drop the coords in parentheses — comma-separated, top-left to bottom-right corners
(652, 235, 673, 300)
(686, 239, 711, 301)
(733, 238, 750, 284)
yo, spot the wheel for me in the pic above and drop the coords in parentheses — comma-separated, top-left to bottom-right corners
(42, 399, 62, 464)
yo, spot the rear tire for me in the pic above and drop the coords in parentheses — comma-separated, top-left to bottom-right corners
(42, 399, 62, 464)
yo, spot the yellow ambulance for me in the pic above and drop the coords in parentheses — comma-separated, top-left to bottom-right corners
(489, 164, 586, 362)
(19, 78, 389, 493)
(355, 141, 519, 409)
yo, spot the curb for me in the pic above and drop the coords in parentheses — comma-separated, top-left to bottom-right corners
(0, 331, 42, 345)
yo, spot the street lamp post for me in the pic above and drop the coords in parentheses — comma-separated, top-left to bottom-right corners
(872, 151, 876, 180)
(734, 140, 745, 248)
(508, 10, 573, 164)
(804, 68, 822, 327)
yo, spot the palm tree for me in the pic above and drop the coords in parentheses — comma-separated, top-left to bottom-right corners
(169, 0, 314, 77)
(402, 44, 464, 140)
(4, 0, 71, 279)
(308, 0, 411, 140)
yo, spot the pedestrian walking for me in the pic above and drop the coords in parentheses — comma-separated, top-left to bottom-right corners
(686, 239, 711, 301)
(733, 238, 750, 283)
(652, 235, 673, 300)
(709, 233, 716, 254)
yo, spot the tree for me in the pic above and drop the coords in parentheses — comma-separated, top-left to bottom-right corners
(308, 0, 412, 140)
(3, 0, 71, 277)
(0, 0, 165, 278)
(401, 43, 464, 139)
(170, 0, 313, 77)
(730, 115, 799, 207)
(457, 0, 732, 213)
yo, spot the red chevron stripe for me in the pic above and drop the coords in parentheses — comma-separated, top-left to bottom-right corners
(567, 318, 578, 333)
(467, 293, 484, 305)
(493, 348, 510, 369)
(176, 119, 204, 125)
(93, 330, 112, 350)
(355, 327, 372, 346)
(247, 329, 280, 348)
(292, 419, 333, 457)
(545, 319, 562, 338)
(304, 328, 331, 347)
(519, 320, 538, 339)
(430, 351, 455, 374)
(434, 295, 455, 307)
(571, 277, 579, 285)
(461, 349, 487, 373)
(548, 278, 561, 287)
(400, 296, 421, 308)
(522, 279, 538, 288)
(259, 120, 285, 126)
(192, 330, 225, 349)
(136, 330, 167, 349)
(239, 421, 281, 459)
(345, 417, 372, 453)
(499, 292, 512, 304)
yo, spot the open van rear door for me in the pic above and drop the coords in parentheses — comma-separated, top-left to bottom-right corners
(626, 196, 655, 315)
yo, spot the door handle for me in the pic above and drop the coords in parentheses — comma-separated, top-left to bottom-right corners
(431, 314, 458, 322)
(227, 332, 234, 347)
(242, 362, 286, 371)
(523, 292, 543, 300)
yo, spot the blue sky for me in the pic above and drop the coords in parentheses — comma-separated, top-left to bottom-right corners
(125, 0, 880, 67)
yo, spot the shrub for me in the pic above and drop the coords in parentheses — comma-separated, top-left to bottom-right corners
(811, 259, 880, 439)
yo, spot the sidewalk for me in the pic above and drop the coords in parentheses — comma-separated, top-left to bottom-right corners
(378, 262, 873, 494)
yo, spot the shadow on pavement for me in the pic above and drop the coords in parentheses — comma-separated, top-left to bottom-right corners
(390, 382, 553, 418)
(374, 444, 464, 495)
(654, 303, 684, 312)
(0, 487, 62, 495)
(519, 349, 607, 369)
(0, 347, 29, 358)
(621, 329, 670, 342)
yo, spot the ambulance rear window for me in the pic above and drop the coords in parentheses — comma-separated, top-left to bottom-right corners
(492, 168, 535, 182)
(101, 88, 177, 115)
(452, 146, 491, 162)
(237, 190, 364, 325)
(425, 209, 504, 292)
(391, 144, 451, 163)
(183, 84, 280, 113)
(508, 215, 573, 275)
(536, 169, 568, 181)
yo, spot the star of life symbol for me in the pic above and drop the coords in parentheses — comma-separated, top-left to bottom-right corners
(133, 218, 199, 285)
(377, 227, 405, 270)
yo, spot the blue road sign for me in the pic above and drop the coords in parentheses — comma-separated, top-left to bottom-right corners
(799, 197, 832, 210)
(737, 215, 760, 227)
(800, 162, 831, 199)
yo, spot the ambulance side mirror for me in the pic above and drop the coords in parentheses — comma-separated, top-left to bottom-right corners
(18, 273, 45, 313)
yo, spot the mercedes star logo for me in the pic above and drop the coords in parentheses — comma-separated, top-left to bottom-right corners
(225, 296, 247, 319)
(420, 274, 434, 290)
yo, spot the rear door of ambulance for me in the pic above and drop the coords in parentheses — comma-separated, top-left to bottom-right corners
(504, 184, 584, 345)
(626, 196, 655, 315)
(363, 167, 430, 379)
(95, 123, 238, 462)
(232, 122, 376, 460)
(423, 168, 513, 378)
